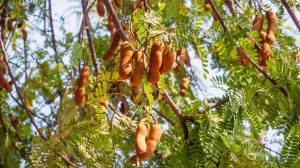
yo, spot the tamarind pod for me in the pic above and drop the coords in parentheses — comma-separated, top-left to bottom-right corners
(107, 17, 115, 33)
(74, 87, 85, 106)
(148, 124, 162, 142)
(13, 117, 19, 129)
(129, 140, 158, 164)
(252, 14, 263, 33)
(7, 19, 14, 32)
(224, 0, 236, 14)
(260, 41, 270, 67)
(260, 31, 267, 40)
(160, 48, 176, 74)
(101, 101, 109, 109)
(130, 124, 162, 164)
(0, 72, 12, 92)
(130, 1, 136, 11)
(119, 41, 134, 80)
(180, 89, 187, 97)
(0, 60, 7, 74)
(135, 121, 148, 154)
(74, 66, 90, 106)
(122, 24, 129, 31)
(112, 4, 119, 12)
(148, 71, 160, 84)
(177, 47, 187, 63)
(103, 32, 121, 61)
(237, 49, 249, 67)
(120, 96, 130, 116)
(149, 41, 164, 72)
(184, 50, 191, 67)
(21, 25, 27, 41)
(130, 50, 145, 86)
(180, 78, 190, 90)
(8, 112, 14, 125)
(78, 66, 90, 87)
(130, 86, 141, 103)
(266, 10, 278, 45)
(148, 41, 164, 84)
(138, 1, 145, 10)
(115, 0, 122, 8)
(204, 0, 211, 11)
(175, 62, 183, 73)
(96, 0, 105, 17)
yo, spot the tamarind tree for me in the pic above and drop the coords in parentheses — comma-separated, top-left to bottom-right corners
(0, 0, 299, 167)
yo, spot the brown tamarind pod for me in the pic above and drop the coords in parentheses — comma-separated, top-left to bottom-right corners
(159, 46, 176, 74)
(0, 59, 7, 75)
(175, 48, 187, 73)
(74, 86, 85, 105)
(119, 41, 134, 79)
(180, 89, 187, 97)
(148, 41, 164, 84)
(74, 66, 90, 106)
(266, 10, 278, 45)
(103, 32, 121, 61)
(130, 1, 136, 11)
(78, 66, 90, 87)
(21, 24, 27, 41)
(129, 124, 162, 165)
(185, 50, 191, 67)
(252, 14, 263, 33)
(96, 0, 105, 17)
(112, 3, 119, 12)
(0, 71, 12, 92)
(139, 1, 145, 10)
(130, 50, 145, 86)
(260, 40, 270, 68)
(260, 31, 267, 39)
(101, 101, 109, 109)
(237, 49, 249, 67)
(7, 19, 14, 32)
(12, 117, 19, 129)
(130, 86, 141, 103)
(180, 78, 190, 90)
(115, 0, 122, 8)
(204, 0, 211, 11)
(224, 0, 236, 14)
(135, 121, 148, 154)
(147, 124, 162, 142)
(107, 17, 115, 33)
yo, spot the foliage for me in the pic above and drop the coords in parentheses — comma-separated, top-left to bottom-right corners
(0, 0, 299, 167)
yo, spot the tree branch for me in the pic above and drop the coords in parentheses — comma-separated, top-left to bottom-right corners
(103, 0, 128, 41)
(48, 0, 59, 63)
(82, 0, 99, 74)
(162, 91, 189, 140)
(281, 0, 300, 31)
(0, 38, 78, 168)
(207, 0, 288, 98)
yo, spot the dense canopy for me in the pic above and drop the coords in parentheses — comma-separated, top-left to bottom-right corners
(0, 0, 299, 167)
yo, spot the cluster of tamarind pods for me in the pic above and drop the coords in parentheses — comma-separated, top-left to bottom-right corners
(0, 58, 12, 93)
(129, 120, 162, 165)
(240, 10, 278, 68)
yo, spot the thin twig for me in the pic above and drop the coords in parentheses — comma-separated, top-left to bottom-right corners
(162, 91, 189, 140)
(281, 0, 300, 31)
(81, 0, 100, 74)
(48, 0, 59, 63)
(0, 38, 78, 168)
(103, 0, 128, 41)
(207, 0, 288, 98)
